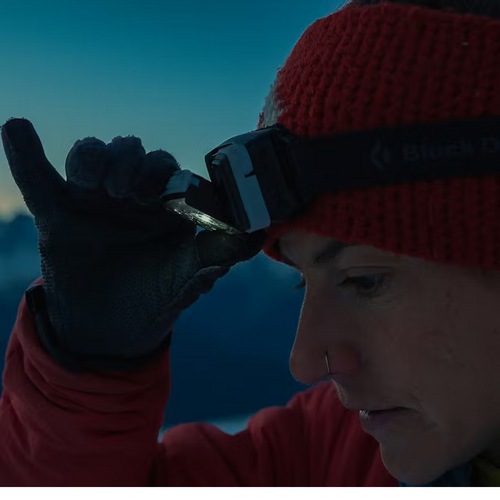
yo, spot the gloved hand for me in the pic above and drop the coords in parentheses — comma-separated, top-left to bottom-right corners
(1, 118, 266, 371)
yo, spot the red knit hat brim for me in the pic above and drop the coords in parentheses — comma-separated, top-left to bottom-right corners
(260, 2, 500, 270)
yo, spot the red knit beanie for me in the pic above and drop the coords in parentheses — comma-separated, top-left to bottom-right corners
(260, 1, 500, 270)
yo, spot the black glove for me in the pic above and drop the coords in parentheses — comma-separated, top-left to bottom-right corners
(1, 118, 266, 371)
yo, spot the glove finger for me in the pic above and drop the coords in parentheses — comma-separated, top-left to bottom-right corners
(195, 229, 267, 269)
(1, 118, 66, 217)
(131, 149, 181, 206)
(65, 137, 110, 190)
(105, 135, 146, 199)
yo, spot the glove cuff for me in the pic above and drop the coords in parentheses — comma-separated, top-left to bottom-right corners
(25, 284, 172, 373)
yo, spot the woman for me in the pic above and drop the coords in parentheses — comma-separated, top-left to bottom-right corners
(1, 0, 500, 487)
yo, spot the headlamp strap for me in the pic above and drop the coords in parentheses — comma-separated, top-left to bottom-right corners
(293, 116, 500, 202)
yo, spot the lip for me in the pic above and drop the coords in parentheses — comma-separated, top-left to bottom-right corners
(358, 407, 411, 432)
(344, 405, 401, 412)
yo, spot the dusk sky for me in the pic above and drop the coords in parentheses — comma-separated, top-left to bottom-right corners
(0, 0, 341, 218)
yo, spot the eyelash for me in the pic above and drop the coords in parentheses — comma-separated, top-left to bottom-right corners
(293, 273, 388, 300)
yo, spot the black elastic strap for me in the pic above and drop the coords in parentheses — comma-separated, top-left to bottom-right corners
(25, 284, 172, 373)
(295, 115, 500, 201)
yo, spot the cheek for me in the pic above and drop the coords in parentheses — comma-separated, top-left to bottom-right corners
(388, 296, 456, 387)
(384, 286, 496, 422)
(360, 284, 456, 405)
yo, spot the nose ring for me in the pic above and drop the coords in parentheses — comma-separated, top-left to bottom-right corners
(325, 351, 332, 375)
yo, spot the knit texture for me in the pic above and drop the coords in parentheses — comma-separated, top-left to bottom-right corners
(260, 1, 500, 269)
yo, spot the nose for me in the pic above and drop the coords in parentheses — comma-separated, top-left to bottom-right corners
(289, 292, 365, 385)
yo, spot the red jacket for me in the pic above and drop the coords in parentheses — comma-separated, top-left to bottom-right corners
(0, 289, 399, 486)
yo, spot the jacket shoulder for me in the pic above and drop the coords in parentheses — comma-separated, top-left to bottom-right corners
(286, 382, 399, 486)
(157, 382, 398, 486)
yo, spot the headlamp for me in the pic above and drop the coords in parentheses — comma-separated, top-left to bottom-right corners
(161, 116, 500, 235)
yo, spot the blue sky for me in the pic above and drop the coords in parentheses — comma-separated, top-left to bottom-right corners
(0, 0, 341, 218)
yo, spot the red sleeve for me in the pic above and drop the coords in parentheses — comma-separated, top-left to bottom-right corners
(0, 283, 171, 486)
(154, 379, 395, 486)
(0, 282, 396, 486)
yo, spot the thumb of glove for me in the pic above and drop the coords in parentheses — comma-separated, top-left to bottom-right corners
(1, 118, 66, 217)
(195, 229, 267, 269)
(164, 229, 267, 315)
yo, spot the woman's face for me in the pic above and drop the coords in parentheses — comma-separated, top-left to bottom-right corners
(279, 230, 500, 485)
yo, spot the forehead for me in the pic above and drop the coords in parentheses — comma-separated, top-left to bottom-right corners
(278, 231, 361, 269)
(279, 231, 333, 258)
(278, 230, 404, 267)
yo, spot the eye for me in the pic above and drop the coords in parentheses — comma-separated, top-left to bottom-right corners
(292, 273, 389, 299)
(338, 274, 388, 299)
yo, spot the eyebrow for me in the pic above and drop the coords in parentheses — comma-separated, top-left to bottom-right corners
(280, 240, 361, 271)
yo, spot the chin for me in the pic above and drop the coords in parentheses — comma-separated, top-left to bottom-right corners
(378, 443, 455, 485)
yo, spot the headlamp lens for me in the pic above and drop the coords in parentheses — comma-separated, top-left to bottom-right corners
(166, 198, 242, 235)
